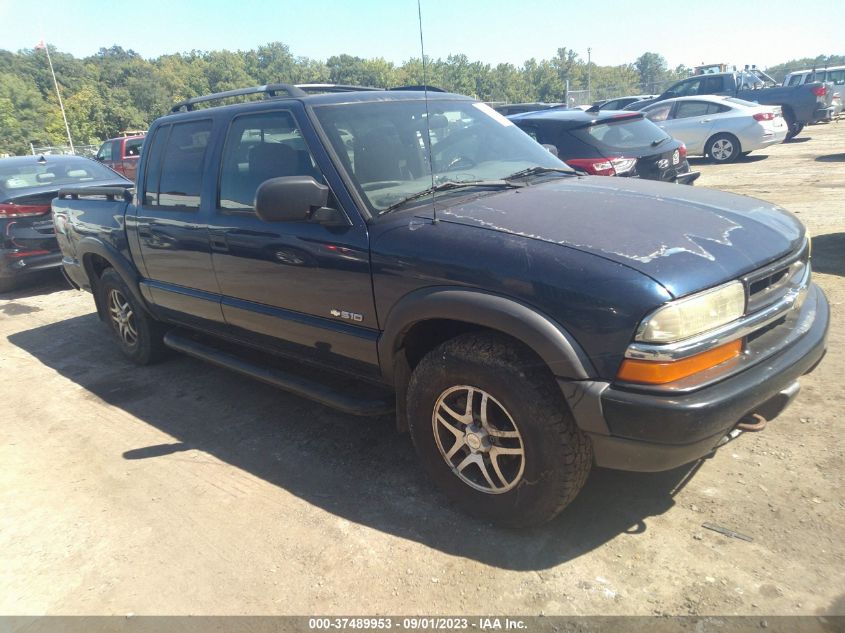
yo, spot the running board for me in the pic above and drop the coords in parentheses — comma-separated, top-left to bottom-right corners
(163, 330, 394, 417)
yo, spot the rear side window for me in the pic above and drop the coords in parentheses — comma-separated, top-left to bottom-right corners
(125, 138, 144, 157)
(218, 110, 322, 211)
(674, 101, 726, 118)
(144, 120, 211, 209)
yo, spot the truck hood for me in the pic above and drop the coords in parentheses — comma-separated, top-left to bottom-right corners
(434, 176, 804, 298)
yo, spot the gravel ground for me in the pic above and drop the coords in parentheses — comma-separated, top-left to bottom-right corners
(1, 121, 843, 617)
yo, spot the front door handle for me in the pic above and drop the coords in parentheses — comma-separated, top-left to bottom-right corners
(209, 229, 229, 252)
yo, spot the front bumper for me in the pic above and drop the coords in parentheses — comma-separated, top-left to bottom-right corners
(561, 283, 829, 472)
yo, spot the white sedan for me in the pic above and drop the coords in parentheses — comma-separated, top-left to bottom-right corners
(640, 95, 788, 163)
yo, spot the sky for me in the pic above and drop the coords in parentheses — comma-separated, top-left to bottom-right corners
(0, 0, 841, 70)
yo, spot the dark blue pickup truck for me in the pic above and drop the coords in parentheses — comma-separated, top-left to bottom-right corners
(52, 84, 829, 527)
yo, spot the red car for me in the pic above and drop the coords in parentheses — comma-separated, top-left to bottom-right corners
(94, 134, 145, 180)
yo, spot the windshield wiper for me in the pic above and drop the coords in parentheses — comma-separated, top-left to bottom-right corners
(651, 137, 670, 147)
(503, 166, 575, 181)
(379, 180, 522, 215)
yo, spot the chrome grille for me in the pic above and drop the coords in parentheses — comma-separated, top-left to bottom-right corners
(744, 240, 810, 314)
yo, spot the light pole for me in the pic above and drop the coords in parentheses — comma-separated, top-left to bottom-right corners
(587, 47, 592, 103)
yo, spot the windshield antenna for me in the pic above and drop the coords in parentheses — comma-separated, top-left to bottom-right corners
(417, 0, 437, 223)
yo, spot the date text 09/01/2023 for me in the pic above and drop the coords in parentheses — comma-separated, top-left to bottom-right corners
(308, 617, 528, 630)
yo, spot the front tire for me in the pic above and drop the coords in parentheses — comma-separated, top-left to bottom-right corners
(706, 133, 741, 163)
(406, 332, 592, 527)
(97, 268, 167, 365)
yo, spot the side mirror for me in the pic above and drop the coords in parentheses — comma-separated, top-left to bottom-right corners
(541, 144, 559, 157)
(255, 176, 329, 223)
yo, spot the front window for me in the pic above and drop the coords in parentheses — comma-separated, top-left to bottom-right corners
(672, 79, 701, 97)
(96, 142, 112, 162)
(828, 70, 845, 86)
(218, 110, 324, 212)
(313, 99, 567, 213)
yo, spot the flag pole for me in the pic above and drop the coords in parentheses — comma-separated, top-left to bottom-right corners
(40, 40, 74, 154)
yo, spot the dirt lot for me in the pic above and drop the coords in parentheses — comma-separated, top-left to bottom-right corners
(1, 122, 844, 618)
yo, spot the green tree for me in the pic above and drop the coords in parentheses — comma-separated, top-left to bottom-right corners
(635, 52, 669, 92)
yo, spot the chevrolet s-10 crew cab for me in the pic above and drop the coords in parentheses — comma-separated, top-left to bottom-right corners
(52, 83, 829, 527)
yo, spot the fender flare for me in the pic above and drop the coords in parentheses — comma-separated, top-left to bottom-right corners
(378, 286, 596, 383)
(76, 237, 149, 313)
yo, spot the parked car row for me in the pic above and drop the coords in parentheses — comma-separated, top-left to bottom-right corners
(623, 69, 835, 139)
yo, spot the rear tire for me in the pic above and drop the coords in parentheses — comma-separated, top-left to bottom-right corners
(406, 332, 592, 527)
(783, 109, 803, 140)
(0, 276, 17, 294)
(97, 268, 167, 365)
(706, 133, 741, 163)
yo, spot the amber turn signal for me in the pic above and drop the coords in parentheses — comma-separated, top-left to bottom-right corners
(617, 339, 742, 385)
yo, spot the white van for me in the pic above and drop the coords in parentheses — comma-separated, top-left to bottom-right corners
(783, 65, 845, 87)
(783, 66, 843, 117)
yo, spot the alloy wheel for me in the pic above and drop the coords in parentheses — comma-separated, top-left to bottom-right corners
(711, 138, 734, 161)
(107, 288, 138, 347)
(431, 385, 525, 494)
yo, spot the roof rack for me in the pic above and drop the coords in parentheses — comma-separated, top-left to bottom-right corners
(389, 85, 446, 92)
(295, 83, 381, 93)
(170, 83, 450, 113)
(170, 83, 308, 113)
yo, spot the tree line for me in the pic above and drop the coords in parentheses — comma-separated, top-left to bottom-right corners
(0, 42, 842, 156)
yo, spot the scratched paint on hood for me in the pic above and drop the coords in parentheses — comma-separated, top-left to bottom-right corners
(428, 176, 804, 298)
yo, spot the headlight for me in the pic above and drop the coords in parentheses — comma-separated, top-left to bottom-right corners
(636, 281, 745, 343)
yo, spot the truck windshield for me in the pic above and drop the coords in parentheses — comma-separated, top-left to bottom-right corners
(313, 99, 569, 212)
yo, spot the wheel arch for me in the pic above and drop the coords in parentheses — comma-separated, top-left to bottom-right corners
(77, 237, 149, 321)
(705, 131, 742, 160)
(380, 287, 595, 423)
(381, 287, 594, 382)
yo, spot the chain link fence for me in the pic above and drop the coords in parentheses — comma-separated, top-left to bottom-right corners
(565, 80, 675, 107)
(30, 144, 99, 158)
